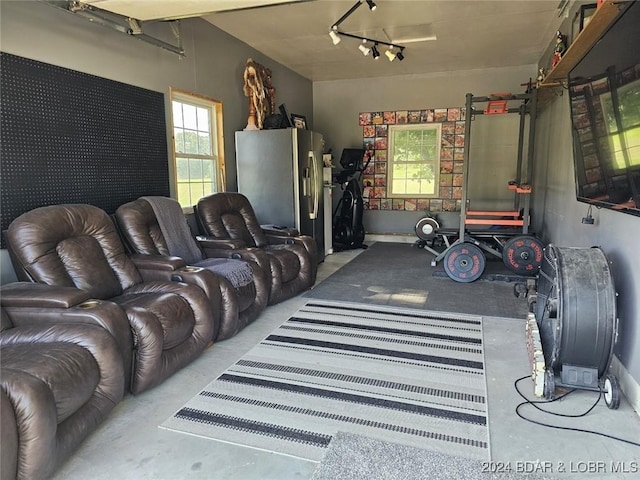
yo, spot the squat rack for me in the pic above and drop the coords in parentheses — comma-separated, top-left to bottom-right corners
(423, 89, 543, 282)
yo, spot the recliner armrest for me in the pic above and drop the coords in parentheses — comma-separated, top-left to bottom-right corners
(197, 238, 269, 271)
(130, 254, 186, 271)
(201, 247, 271, 276)
(0, 282, 91, 308)
(129, 254, 187, 282)
(265, 234, 308, 245)
(266, 234, 318, 264)
(265, 235, 295, 245)
(196, 236, 248, 250)
(261, 225, 300, 237)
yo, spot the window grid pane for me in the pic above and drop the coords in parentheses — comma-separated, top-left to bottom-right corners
(198, 133, 211, 155)
(388, 124, 441, 197)
(182, 104, 198, 130)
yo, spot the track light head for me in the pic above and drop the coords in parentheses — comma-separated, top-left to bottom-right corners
(329, 29, 341, 45)
(385, 48, 396, 62)
(396, 49, 405, 61)
(371, 44, 380, 59)
(358, 41, 371, 56)
(365, 0, 377, 11)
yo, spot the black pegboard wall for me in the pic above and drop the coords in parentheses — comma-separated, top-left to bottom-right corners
(0, 53, 170, 248)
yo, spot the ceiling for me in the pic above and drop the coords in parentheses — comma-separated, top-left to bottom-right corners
(80, 0, 567, 82)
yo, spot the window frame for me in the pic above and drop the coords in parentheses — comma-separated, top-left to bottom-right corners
(169, 87, 226, 211)
(386, 123, 442, 198)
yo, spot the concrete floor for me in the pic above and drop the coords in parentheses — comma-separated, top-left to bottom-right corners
(53, 245, 640, 480)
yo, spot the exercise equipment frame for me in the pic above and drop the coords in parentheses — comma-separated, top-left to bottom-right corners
(421, 90, 542, 281)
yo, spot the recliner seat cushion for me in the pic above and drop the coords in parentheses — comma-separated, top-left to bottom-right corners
(2, 343, 99, 424)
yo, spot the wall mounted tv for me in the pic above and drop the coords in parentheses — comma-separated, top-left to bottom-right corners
(568, 1, 640, 217)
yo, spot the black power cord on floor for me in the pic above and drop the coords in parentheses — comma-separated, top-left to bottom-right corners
(513, 375, 640, 447)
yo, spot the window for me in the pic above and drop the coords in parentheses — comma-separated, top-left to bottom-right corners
(387, 124, 441, 197)
(170, 89, 225, 209)
(600, 78, 640, 170)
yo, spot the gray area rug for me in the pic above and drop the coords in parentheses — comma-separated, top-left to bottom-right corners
(160, 300, 489, 462)
(312, 432, 554, 480)
(306, 242, 528, 319)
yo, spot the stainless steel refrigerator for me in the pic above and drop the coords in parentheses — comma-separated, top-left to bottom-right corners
(235, 128, 325, 259)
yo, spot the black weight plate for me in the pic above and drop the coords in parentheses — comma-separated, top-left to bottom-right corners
(502, 235, 545, 276)
(415, 217, 440, 240)
(443, 242, 486, 283)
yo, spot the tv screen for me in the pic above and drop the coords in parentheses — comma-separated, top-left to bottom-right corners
(568, 1, 640, 216)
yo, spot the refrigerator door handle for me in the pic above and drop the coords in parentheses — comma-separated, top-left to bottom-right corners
(309, 151, 319, 219)
(303, 166, 309, 197)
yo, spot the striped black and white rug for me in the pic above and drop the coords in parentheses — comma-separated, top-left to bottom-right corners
(160, 300, 490, 461)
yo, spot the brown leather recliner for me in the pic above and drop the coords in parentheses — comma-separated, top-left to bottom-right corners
(1, 307, 124, 480)
(6, 204, 216, 394)
(195, 192, 318, 305)
(114, 197, 268, 340)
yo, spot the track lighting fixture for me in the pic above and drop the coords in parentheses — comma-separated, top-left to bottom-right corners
(384, 47, 396, 62)
(328, 1, 406, 64)
(358, 40, 371, 56)
(329, 29, 341, 45)
(371, 44, 380, 59)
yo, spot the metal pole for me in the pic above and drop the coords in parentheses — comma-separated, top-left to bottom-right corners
(523, 89, 538, 234)
(515, 102, 526, 214)
(459, 93, 474, 239)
